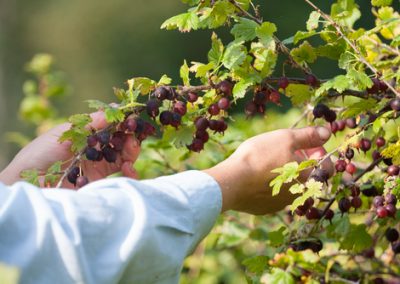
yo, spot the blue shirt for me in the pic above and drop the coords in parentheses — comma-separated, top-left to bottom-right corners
(0, 171, 222, 284)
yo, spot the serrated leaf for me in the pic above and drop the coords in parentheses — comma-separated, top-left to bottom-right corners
(338, 51, 357, 70)
(340, 224, 372, 252)
(270, 162, 299, 196)
(346, 69, 373, 90)
(331, 0, 361, 28)
(242, 256, 269, 275)
(263, 268, 295, 284)
(298, 159, 318, 171)
(289, 183, 305, 194)
(86, 100, 109, 110)
(190, 62, 214, 78)
(208, 33, 224, 66)
(268, 226, 286, 247)
(256, 22, 277, 46)
(293, 30, 317, 45)
(284, 83, 313, 105)
(160, 12, 199, 32)
(113, 88, 127, 101)
(20, 169, 40, 186)
(251, 41, 277, 77)
(316, 75, 350, 96)
(180, 60, 190, 86)
(158, 75, 172, 85)
(59, 128, 90, 152)
(162, 125, 194, 148)
(199, 1, 235, 29)
(222, 42, 247, 69)
(104, 108, 125, 123)
(69, 114, 92, 128)
(307, 11, 321, 31)
(47, 161, 62, 175)
(231, 17, 259, 42)
(232, 78, 254, 99)
(290, 180, 323, 212)
(129, 77, 156, 95)
(341, 98, 377, 118)
(290, 41, 317, 65)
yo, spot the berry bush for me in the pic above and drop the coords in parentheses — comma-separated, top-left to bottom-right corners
(18, 0, 400, 282)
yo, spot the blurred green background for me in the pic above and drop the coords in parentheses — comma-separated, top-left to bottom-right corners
(0, 0, 376, 169)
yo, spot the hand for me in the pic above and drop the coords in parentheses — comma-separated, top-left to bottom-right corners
(204, 126, 333, 215)
(0, 112, 141, 188)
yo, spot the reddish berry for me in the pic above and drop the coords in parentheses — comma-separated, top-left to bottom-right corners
(345, 163, 357, 175)
(76, 176, 89, 189)
(335, 159, 347, 172)
(208, 103, 220, 116)
(269, 90, 281, 104)
(377, 206, 388, 218)
(351, 196, 362, 209)
(305, 74, 318, 87)
(387, 165, 400, 176)
(376, 137, 385, 148)
(195, 117, 209, 131)
(173, 101, 187, 116)
(187, 92, 198, 103)
(278, 77, 289, 89)
(345, 117, 357, 129)
(218, 80, 233, 96)
(217, 97, 230, 110)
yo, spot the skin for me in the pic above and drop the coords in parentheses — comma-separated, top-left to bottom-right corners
(0, 113, 332, 214)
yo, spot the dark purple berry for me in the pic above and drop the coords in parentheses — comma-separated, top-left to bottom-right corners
(76, 176, 89, 188)
(386, 228, 399, 242)
(345, 117, 357, 129)
(372, 150, 382, 161)
(146, 99, 160, 118)
(189, 138, 204, 152)
(254, 92, 267, 105)
(209, 119, 219, 131)
(330, 121, 338, 134)
(309, 168, 329, 183)
(102, 146, 117, 163)
(324, 209, 334, 221)
(154, 86, 169, 100)
(306, 207, 321, 220)
(170, 113, 182, 128)
(67, 167, 80, 185)
(313, 104, 330, 119)
(387, 165, 400, 176)
(350, 185, 361, 197)
(367, 78, 381, 94)
(386, 204, 397, 217)
(187, 92, 198, 103)
(337, 120, 346, 131)
(110, 136, 124, 151)
(278, 77, 289, 89)
(173, 101, 187, 116)
(87, 135, 98, 147)
(392, 241, 400, 254)
(339, 197, 351, 213)
(360, 138, 372, 153)
(390, 98, 400, 111)
(377, 206, 388, 218)
(85, 147, 100, 161)
(195, 130, 209, 143)
(373, 196, 384, 208)
(217, 97, 230, 110)
(335, 160, 347, 172)
(376, 137, 386, 148)
(351, 196, 362, 209)
(305, 74, 318, 87)
(98, 131, 111, 146)
(208, 103, 220, 116)
(195, 117, 209, 131)
(160, 111, 173, 126)
(345, 148, 355, 160)
(362, 186, 379, 197)
(385, 194, 397, 205)
(218, 80, 233, 96)
(324, 110, 337, 123)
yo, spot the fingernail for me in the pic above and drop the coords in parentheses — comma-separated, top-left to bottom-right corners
(316, 126, 331, 141)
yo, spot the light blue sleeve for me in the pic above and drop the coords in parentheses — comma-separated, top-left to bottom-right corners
(0, 170, 222, 284)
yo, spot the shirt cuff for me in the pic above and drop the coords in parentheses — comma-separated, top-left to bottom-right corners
(151, 170, 222, 252)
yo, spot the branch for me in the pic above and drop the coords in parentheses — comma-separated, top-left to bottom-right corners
(303, 0, 400, 98)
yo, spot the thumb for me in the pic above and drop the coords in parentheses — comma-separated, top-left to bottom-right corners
(291, 126, 331, 150)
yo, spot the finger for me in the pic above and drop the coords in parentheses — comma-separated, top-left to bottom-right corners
(121, 161, 139, 179)
(291, 126, 331, 150)
(88, 111, 109, 130)
(121, 135, 141, 162)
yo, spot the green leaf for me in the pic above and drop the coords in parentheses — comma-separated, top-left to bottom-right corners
(290, 180, 323, 212)
(158, 75, 172, 85)
(104, 108, 125, 123)
(266, 268, 295, 284)
(338, 52, 357, 70)
(340, 224, 373, 252)
(270, 162, 299, 196)
(341, 98, 377, 118)
(160, 12, 199, 32)
(307, 11, 321, 31)
(268, 226, 286, 247)
(59, 128, 90, 152)
(316, 75, 350, 96)
(331, 0, 361, 28)
(86, 100, 109, 110)
(180, 60, 190, 86)
(381, 142, 400, 165)
(232, 78, 254, 99)
(222, 42, 247, 69)
(199, 1, 235, 29)
(293, 30, 317, 45)
(47, 161, 62, 175)
(371, 0, 392, 7)
(20, 169, 40, 186)
(284, 84, 313, 105)
(69, 114, 92, 128)
(251, 42, 277, 77)
(346, 69, 373, 90)
(316, 43, 346, 60)
(129, 77, 156, 95)
(255, 22, 277, 46)
(289, 184, 305, 194)
(298, 159, 318, 171)
(242, 256, 269, 275)
(290, 41, 317, 65)
(208, 33, 224, 66)
(190, 62, 214, 78)
(231, 17, 259, 42)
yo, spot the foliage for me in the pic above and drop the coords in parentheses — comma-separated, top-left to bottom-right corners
(14, 0, 400, 283)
